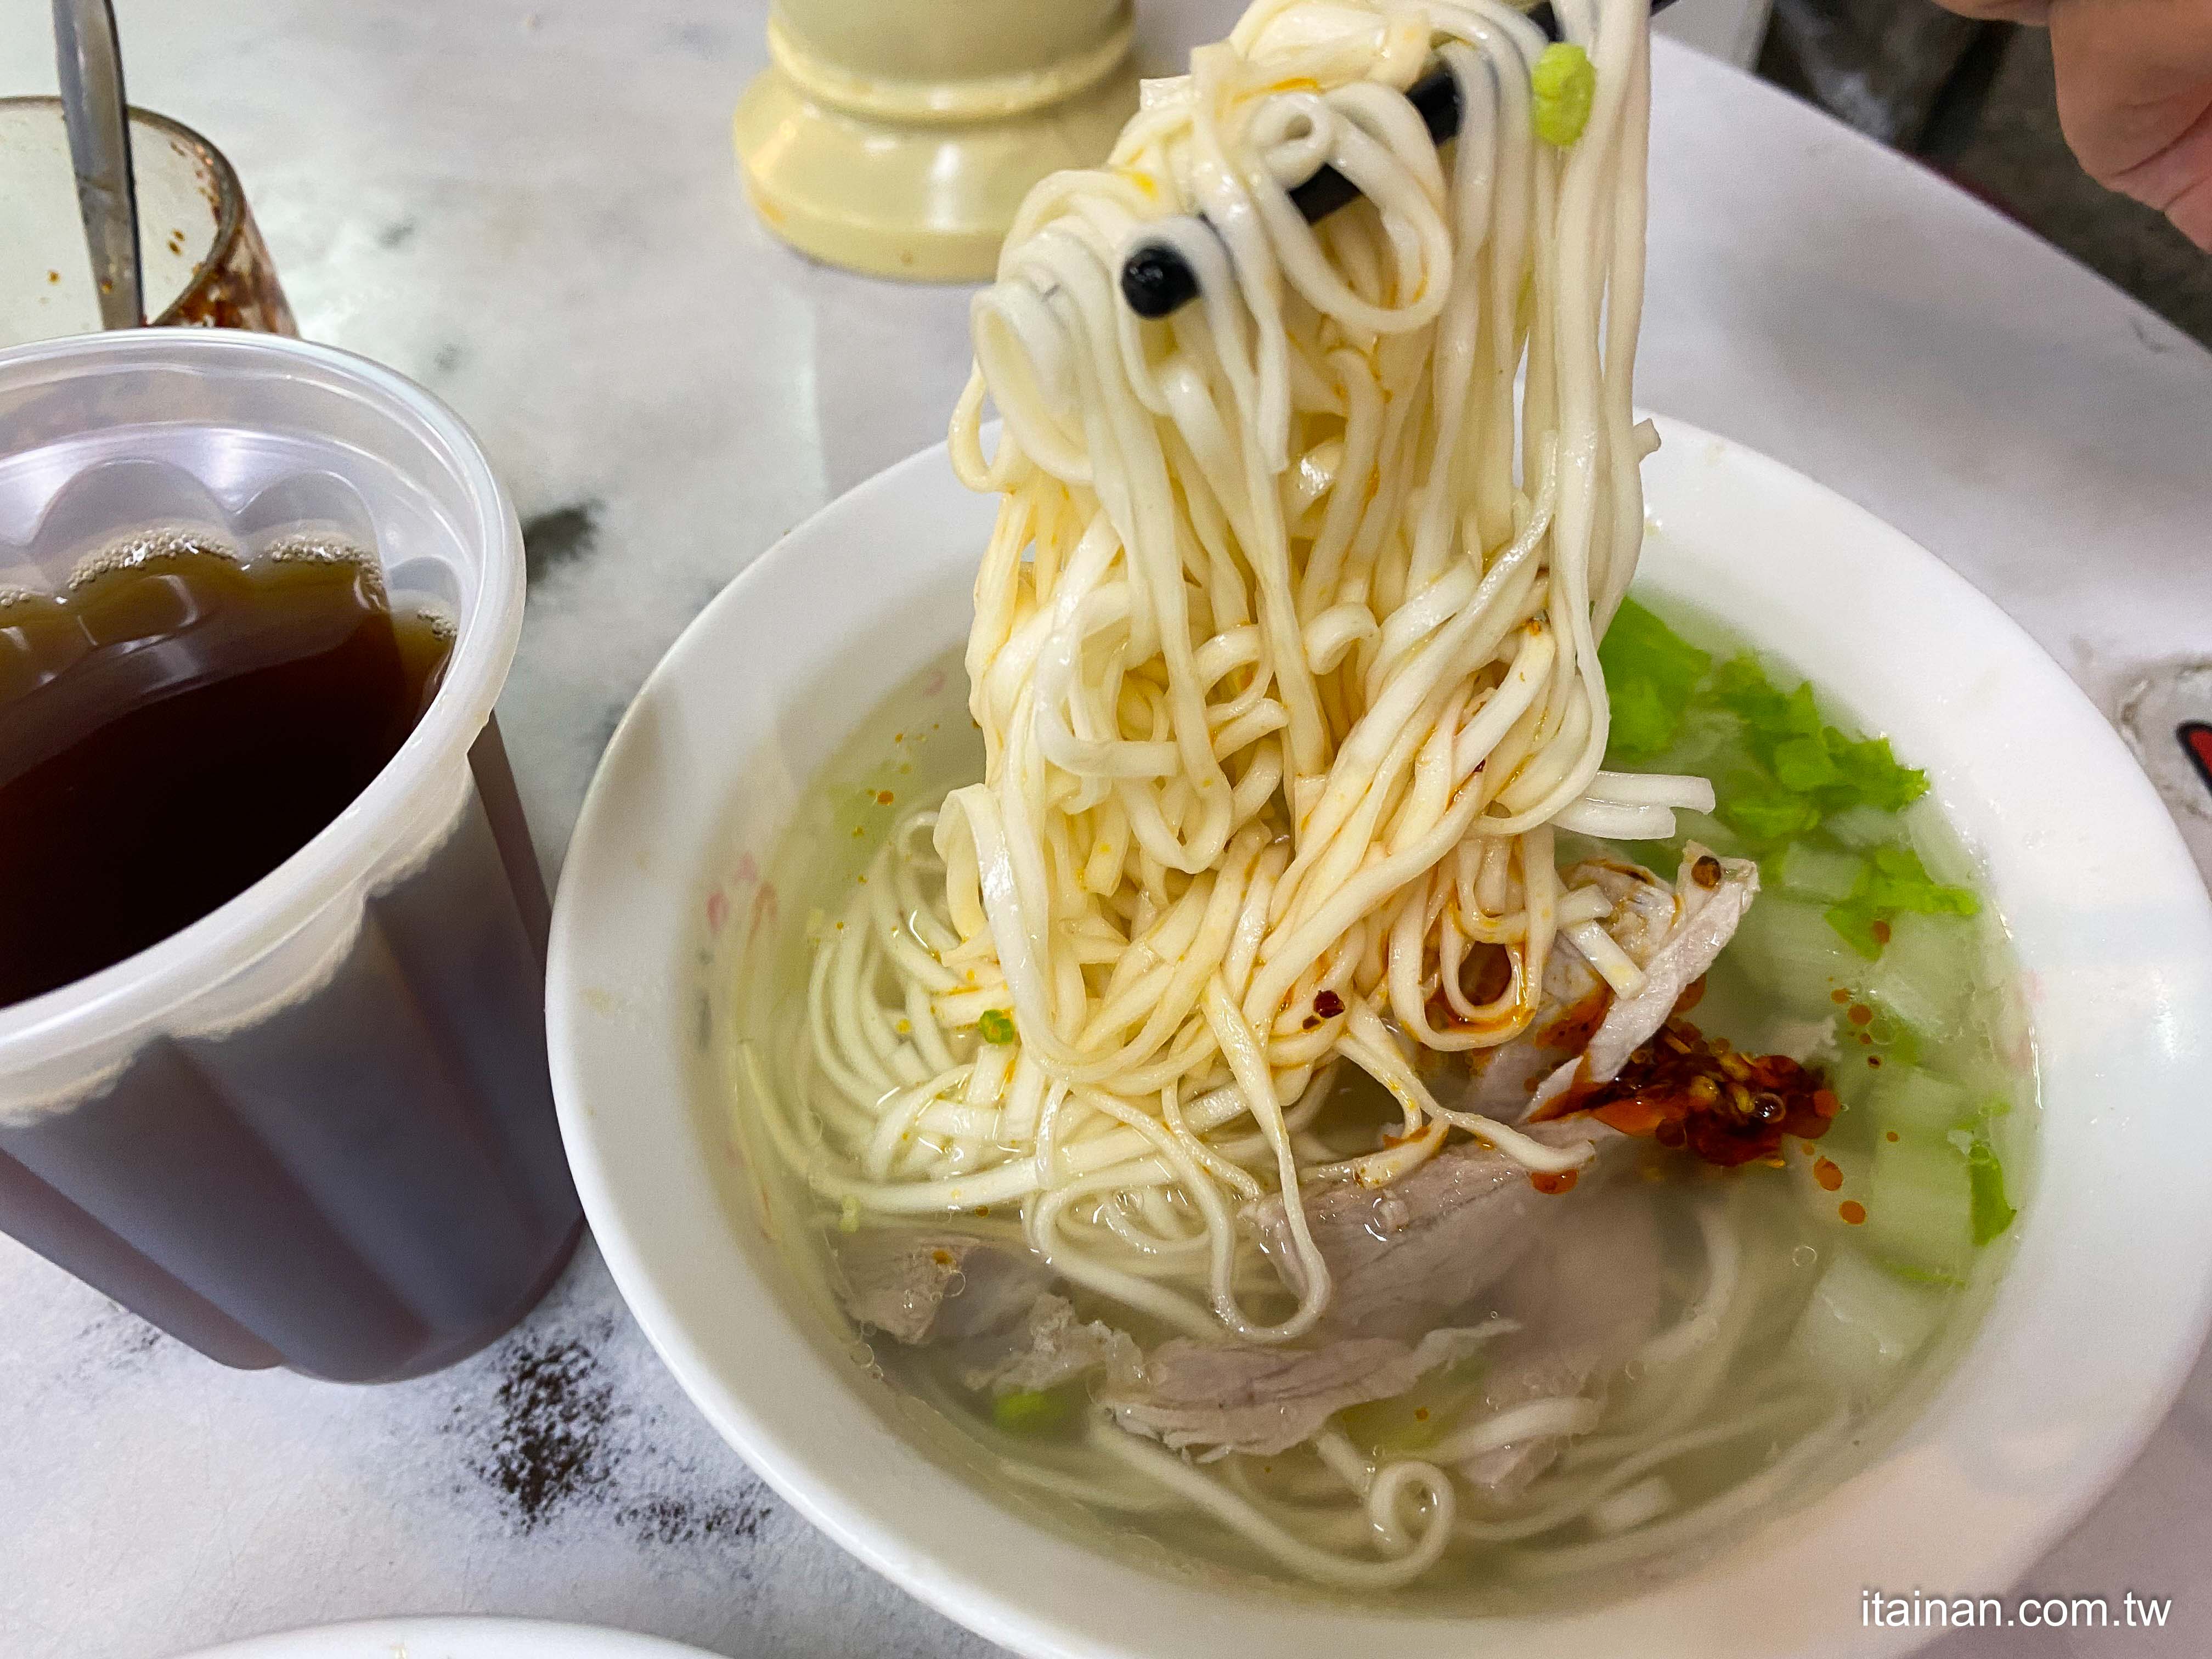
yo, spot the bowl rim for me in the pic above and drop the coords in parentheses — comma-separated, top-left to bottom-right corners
(548, 417, 2212, 1658)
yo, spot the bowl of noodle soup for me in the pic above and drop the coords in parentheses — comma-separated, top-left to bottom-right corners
(548, 415, 2212, 1655)
(549, 0, 2212, 1650)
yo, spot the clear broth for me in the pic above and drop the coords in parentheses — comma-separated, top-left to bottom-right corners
(714, 605, 2036, 1611)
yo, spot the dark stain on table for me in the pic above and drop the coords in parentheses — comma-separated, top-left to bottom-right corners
(522, 500, 603, 584)
(471, 1327, 616, 1530)
(78, 1303, 172, 1372)
(457, 1310, 777, 1550)
(618, 1491, 769, 1545)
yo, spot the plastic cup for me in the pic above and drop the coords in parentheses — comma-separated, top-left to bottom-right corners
(0, 330, 579, 1381)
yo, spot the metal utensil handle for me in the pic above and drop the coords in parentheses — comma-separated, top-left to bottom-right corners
(1118, 0, 1673, 320)
(52, 0, 143, 330)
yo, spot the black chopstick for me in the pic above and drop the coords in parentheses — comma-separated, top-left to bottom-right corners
(1118, 0, 1673, 320)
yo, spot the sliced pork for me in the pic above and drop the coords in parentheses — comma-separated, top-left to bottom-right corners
(1526, 846, 1759, 1116)
(1459, 844, 1753, 1119)
(1246, 844, 1756, 1339)
(1103, 1323, 1507, 1458)
(1246, 1119, 1620, 1341)
(835, 1229, 1049, 1345)
(837, 1229, 1135, 1398)
(1457, 1180, 1665, 1502)
(955, 1292, 1138, 1396)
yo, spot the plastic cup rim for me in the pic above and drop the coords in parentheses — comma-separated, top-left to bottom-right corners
(0, 327, 527, 1064)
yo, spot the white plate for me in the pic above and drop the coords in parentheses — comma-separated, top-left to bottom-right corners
(546, 419, 2212, 1658)
(177, 1617, 718, 1659)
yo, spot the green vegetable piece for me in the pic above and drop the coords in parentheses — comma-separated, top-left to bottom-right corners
(1531, 43, 1595, 146)
(1867, 910, 1977, 1033)
(978, 1008, 1017, 1045)
(1830, 735, 1928, 812)
(1962, 1130, 2016, 1246)
(1860, 995, 1925, 1069)
(1791, 1247, 1945, 1389)
(1883, 1260, 1967, 1289)
(1731, 894, 1865, 1017)
(1825, 898, 1888, 960)
(1714, 654, 1788, 727)
(1719, 787, 1820, 844)
(1825, 844, 1980, 958)
(992, 1386, 1076, 1435)
(1607, 678, 1674, 761)
(1779, 682, 1826, 740)
(1598, 597, 1711, 760)
(1872, 846, 1978, 915)
(1866, 1135, 1974, 1279)
(1659, 704, 1746, 774)
(1600, 592, 1936, 879)
(1869, 1066, 1971, 1135)
(1712, 653, 1930, 831)
(1825, 804, 1904, 849)
(1771, 839, 1861, 903)
(1771, 733, 1841, 791)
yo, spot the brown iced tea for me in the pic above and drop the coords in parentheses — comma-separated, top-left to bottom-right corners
(0, 539, 443, 1005)
(0, 540, 579, 1380)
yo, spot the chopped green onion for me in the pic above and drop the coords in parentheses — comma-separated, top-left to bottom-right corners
(992, 1386, 1076, 1434)
(1531, 44, 1596, 147)
(978, 1008, 1017, 1045)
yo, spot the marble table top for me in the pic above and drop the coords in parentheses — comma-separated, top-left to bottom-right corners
(2, 4, 2208, 1657)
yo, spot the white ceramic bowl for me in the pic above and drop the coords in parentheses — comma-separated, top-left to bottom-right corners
(548, 419, 2212, 1658)
(177, 1617, 716, 1659)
